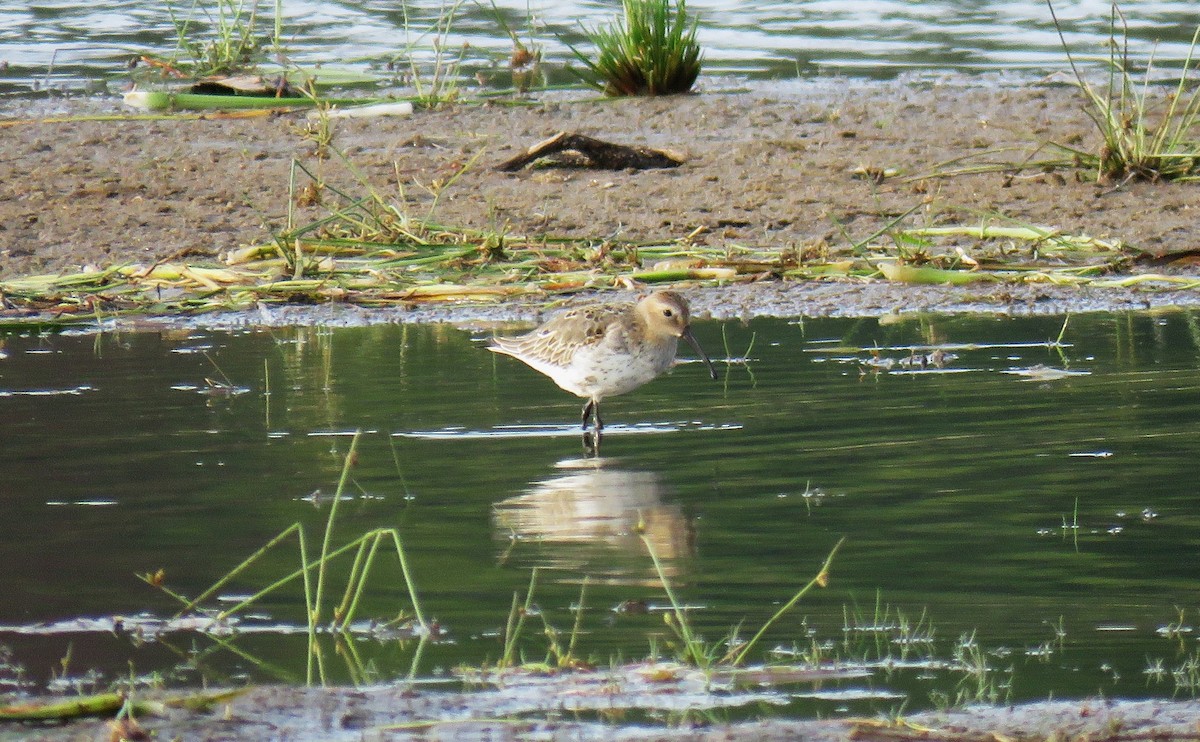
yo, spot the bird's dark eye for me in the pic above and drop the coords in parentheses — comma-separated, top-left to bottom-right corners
(663, 308, 674, 317)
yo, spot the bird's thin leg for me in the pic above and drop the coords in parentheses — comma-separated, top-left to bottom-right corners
(594, 402, 603, 431)
(582, 429, 600, 457)
(581, 399, 594, 430)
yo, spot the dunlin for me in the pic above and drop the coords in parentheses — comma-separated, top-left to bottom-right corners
(488, 291, 717, 431)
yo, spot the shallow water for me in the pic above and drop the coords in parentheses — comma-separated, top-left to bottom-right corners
(1, 310, 1199, 713)
(2, 1, 1199, 96)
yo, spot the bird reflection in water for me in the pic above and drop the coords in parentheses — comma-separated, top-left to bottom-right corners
(493, 458, 693, 583)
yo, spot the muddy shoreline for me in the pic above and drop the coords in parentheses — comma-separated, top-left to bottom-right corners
(2, 77, 1200, 324)
(8, 687, 1200, 741)
(131, 281, 1200, 335)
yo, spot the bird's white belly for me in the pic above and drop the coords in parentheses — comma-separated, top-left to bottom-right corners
(552, 341, 676, 399)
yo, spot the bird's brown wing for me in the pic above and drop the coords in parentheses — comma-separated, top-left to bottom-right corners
(489, 303, 628, 368)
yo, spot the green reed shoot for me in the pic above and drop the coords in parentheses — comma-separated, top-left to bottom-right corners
(567, 576, 588, 665)
(500, 567, 539, 668)
(334, 530, 382, 627)
(569, 0, 702, 96)
(393, 0, 469, 108)
(1061, 496, 1080, 551)
(638, 526, 706, 667)
(532, 576, 591, 669)
(312, 430, 360, 624)
(1055, 314, 1071, 346)
(1049, 1, 1200, 183)
(141, 430, 428, 662)
(638, 513, 844, 668)
(724, 538, 844, 666)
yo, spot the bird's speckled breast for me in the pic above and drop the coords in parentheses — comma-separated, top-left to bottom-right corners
(556, 330, 680, 399)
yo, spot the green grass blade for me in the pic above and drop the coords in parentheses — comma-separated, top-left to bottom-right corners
(726, 538, 845, 666)
(314, 430, 363, 625)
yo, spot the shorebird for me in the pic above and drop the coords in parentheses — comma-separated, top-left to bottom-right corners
(488, 291, 717, 431)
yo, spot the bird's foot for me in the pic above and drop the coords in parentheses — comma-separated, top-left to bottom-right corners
(582, 428, 603, 457)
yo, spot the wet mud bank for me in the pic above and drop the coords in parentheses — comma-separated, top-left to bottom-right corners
(9, 689, 1200, 741)
(2, 78, 1199, 325)
(114, 280, 1200, 336)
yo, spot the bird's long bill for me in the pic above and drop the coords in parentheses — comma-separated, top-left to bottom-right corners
(682, 327, 718, 380)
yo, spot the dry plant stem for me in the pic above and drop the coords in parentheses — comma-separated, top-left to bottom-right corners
(725, 537, 845, 666)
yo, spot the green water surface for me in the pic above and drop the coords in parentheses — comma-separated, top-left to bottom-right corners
(1, 311, 1198, 713)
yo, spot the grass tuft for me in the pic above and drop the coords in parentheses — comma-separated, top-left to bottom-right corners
(1049, 1, 1200, 184)
(162, 0, 284, 78)
(391, 0, 469, 109)
(568, 0, 702, 96)
(639, 521, 844, 669)
(139, 431, 430, 686)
